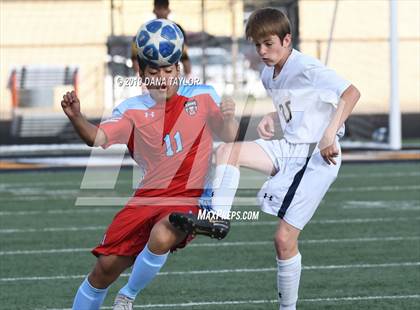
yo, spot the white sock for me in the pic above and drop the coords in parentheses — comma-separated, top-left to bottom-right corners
(211, 164, 240, 219)
(277, 253, 302, 310)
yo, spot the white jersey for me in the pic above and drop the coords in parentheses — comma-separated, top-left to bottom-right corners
(261, 49, 351, 144)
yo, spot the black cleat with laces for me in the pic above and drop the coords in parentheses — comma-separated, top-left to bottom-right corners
(169, 212, 230, 240)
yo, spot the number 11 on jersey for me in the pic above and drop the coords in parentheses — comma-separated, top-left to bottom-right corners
(164, 131, 183, 156)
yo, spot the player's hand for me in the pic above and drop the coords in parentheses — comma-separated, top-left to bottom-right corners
(257, 113, 275, 140)
(220, 96, 236, 121)
(319, 130, 339, 165)
(61, 91, 81, 119)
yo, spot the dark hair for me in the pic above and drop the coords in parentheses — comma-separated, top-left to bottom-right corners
(136, 55, 178, 73)
(245, 7, 291, 43)
(154, 0, 169, 8)
(136, 55, 152, 72)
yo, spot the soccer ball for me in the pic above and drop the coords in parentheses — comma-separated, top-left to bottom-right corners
(135, 19, 184, 67)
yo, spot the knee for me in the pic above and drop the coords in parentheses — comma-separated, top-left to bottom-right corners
(274, 232, 297, 259)
(151, 230, 172, 247)
(89, 258, 118, 289)
(148, 221, 180, 254)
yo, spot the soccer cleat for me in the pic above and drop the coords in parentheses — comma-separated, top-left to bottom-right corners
(169, 212, 230, 240)
(113, 294, 134, 310)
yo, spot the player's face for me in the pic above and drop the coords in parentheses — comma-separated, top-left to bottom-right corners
(143, 64, 180, 102)
(153, 6, 170, 19)
(254, 34, 292, 67)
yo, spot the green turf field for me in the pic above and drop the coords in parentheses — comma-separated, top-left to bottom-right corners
(1, 162, 419, 309)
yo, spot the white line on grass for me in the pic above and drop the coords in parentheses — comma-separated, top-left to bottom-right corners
(2, 199, 419, 217)
(0, 196, 77, 202)
(0, 188, 79, 196)
(188, 236, 420, 248)
(242, 171, 420, 181)
(1, 236, 419, 256)
(35, 295, 420, 310)
(309, 216, 420, 225)
(39, 293, 420, 309)
(2, 184, 419, 205)
(234, 216, 420, 226)
(2, 262, 419, 282)
(235, 184, 420, 193)
(300, 294, 420, 302)
(8, 171, 420, 189)
(0, 226, 105, 234)
(1, 216, 419, 234)
(1, 199, 419, 216)
(40, 294, 420, 309)
(74, 185, 420, 206)
(329, 185, 420, 192)
(341, 171, 420, 178)
(0, 208, 116, 216)
(342, 200, 420, 210)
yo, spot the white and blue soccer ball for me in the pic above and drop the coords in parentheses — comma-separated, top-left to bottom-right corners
(135, 18, 184, 67)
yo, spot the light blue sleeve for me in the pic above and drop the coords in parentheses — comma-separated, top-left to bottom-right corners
(178, 84, 221, 107)
(111, 94, 156, 117)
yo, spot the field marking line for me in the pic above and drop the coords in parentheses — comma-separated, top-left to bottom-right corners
(2, 262, 419, 282)
(341, 200, 420, 210)
(3, 199, 420, 216)
(1, 185, 420, 205)
(39, 294, 420, 309)
(1, 236, 419, 255)
(5, 171, 419, 189)
(2, 215, 419, 234)
(0, 208, 116, 216)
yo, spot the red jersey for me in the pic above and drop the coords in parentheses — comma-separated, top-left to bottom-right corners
(99, 84, 223, 206)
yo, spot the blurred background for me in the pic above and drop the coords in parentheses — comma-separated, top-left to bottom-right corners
(0, 0, 419, 156)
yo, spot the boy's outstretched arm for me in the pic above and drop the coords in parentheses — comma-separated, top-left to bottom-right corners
(61, 91, 107, 147)
(320, 85, 361, 164)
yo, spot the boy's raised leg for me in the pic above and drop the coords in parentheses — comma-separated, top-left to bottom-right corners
(170, 141, 274, 239)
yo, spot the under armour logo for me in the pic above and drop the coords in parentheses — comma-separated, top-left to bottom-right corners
(263, 193, 273, 201)
(145, 111, 155, 118)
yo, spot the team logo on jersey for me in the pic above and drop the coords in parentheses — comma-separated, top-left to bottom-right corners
(145, 111, 155, 118)
(184, 100, 198, 116)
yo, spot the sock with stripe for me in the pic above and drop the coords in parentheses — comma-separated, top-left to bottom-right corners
(118, 244, 169, 300)
(72, 277, 108, 310)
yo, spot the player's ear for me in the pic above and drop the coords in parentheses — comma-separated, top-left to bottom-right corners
(282, 34, 292, 48)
